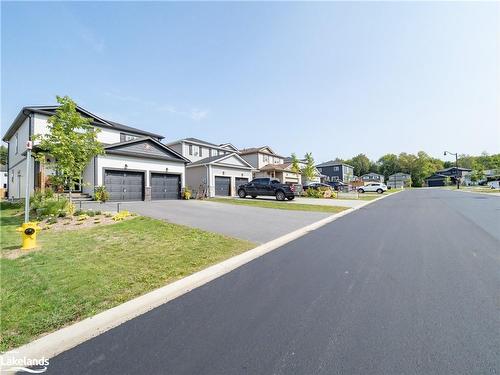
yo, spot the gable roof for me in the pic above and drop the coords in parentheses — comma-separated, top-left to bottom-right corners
(259, 163, 296, 172)
(104, 137, 189, 163)
(239, 146, 284, 158)
(437, 167, 472, 173)
(219, 143, 239, 152)
(186, 153, 253, 169)
(3, 105, 164, 142)
(361, 172, 384, 177)
(316, 160, 354, 168)
(166, 137, 239, 152)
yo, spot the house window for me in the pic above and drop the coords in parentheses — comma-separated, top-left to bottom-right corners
(120, 133, 138, 142)
(263, 155, 269, 163)
(189, 145, 193, 155)
(334, 166, 339, 171)
(15, 133, 19, 154)
(199, 147, 203, 157)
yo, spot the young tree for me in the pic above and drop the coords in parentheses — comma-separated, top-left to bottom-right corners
(302, 152, 316, 182)
(290, 153, 301, 174)
(34, 96, 104, 200)
(0, 145, 7, 165)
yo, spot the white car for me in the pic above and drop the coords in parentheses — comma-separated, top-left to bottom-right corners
(358, 183, 388, 194)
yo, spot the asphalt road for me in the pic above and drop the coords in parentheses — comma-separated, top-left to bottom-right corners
(46, 189, 500, 374)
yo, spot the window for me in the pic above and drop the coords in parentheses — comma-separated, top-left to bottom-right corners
(15, 133, 19, 154)
(120, 133, 138, 142)
(189, 145, 193, 155)
(263, 155, 269, 163)
(199, 147, 203, 157)
(334, 166, 339, 172)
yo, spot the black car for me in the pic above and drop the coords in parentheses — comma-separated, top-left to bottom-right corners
(237, 178, 296, 201)
(328, 181, 347, 191)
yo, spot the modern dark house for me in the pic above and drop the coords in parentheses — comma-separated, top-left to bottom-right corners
(316, 160, 354, 183)
(426, 167, 472, 187)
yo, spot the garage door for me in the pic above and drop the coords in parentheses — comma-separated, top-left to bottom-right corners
(215, 176, 231, 196)
(104, 170, 144, 201)
(151, 173, 180, 200)
(235, 177, 248, 188)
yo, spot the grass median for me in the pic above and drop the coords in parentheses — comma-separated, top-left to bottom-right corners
(0, 204, 254, 351)
(209, 198, 348, 214)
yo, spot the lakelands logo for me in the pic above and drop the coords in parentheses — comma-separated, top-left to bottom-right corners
(0, 352, 49, 373)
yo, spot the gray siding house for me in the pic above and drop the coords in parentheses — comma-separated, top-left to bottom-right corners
(316, 160, 354, 183)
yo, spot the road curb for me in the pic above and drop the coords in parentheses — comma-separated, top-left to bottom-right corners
(0, 190, 400, 371)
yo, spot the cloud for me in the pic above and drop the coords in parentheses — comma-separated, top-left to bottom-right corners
(105, 92, 209, 122)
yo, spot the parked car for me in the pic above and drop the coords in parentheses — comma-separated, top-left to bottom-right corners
(358, 183, 388, 194)
(237, 178, 296, 201)
(303, 182, 332, 190)
(328, 181, 348, 191)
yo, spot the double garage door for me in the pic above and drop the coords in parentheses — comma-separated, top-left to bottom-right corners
(214, 177, 249, 196)
(104, 170, 180, 201)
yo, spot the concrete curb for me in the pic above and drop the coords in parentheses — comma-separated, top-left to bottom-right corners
(0, 191, 400, 371)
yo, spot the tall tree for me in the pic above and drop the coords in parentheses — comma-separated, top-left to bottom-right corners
(290, 153, 301, 174)
(377, 153, 400, 179)
(346, 153, 371, 176)
(33, 96, 104, 199)
(302, 152, 316, 182)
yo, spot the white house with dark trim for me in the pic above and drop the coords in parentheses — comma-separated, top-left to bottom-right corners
(2, 105, 189, 201)
(166, 138, 254, 197)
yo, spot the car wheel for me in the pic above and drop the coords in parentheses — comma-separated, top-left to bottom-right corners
(287, 196, 295, 201)
(251, 195, 257, 199)
(377, 189, 383, 194)
(358, 188, 365, 193)
(238, 189, 246, 198)
(276, 191, 286, 201)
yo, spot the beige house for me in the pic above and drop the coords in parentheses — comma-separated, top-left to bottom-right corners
(166, 138, 254, 197)
(239, 146, 302, 185)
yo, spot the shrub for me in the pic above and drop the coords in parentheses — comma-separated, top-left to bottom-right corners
(0, 201, 23, 210)
(94, 210, 101, 215)
(87, 210, 96, 217)
(30, 189, 69, 218)
(94, 186, 110, 203)
(183, 186, 192, 200)
(57, 210, 67, 218)
(103, 211, 113, 218)
(46, 216, 58, 225)
(73, 209, 83, 216)
(77, 214, 89, 221)
(112, 210, 131, 221)
(304, 188, 322, 198)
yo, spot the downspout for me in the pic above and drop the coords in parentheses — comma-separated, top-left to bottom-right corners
(205, 164, 209, 198)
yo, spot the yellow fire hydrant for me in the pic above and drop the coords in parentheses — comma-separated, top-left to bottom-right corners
(16, 222, 41, 250)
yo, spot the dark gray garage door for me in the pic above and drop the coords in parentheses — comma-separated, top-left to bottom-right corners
(215, 176, 231, 196)
(151, 173, 180, 200)
(104, 170, 144, 201)
(235, 177, 248, 188)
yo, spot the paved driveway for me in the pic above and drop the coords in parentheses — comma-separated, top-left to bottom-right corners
(82, 200, 330, 244)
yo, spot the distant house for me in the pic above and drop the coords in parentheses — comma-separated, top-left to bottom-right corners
(0, 164, 7, 192)
(316, 160, 354, 183)
(283, 157, 322, 185)
(360, 172, 384, 184)
(426, 167, 472, 187)
(240, 146, 301, 185)
(387, 172, 411, 188)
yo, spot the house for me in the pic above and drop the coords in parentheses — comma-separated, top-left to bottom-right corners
(387, 172, 411, 188)
(2, 105, 189, 200)
(0, 164, 7, 189)
(283, 157, 322, 185)
(360, 172, 385, 184)
(166, 138, 254, 197)
(315, 160, 354, 183)
(426, 167, 472, 187)
(239, 146, 301, 185)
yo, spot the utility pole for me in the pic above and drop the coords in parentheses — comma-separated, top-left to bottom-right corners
(444, 151, 460, 190)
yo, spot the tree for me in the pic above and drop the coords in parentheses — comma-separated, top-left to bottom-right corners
(377, 153, 400, 180)
(0, 145, 7, 165)
(33, 96, 104, 199)
(470, 169, 485, 183)
(302, 152, 316, 182)
(290, 153, 301, 174)
(346, 154, 371, 176)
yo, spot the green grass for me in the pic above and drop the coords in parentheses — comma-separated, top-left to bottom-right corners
(0, 207, 254, 351)
(210, 198, 348, 214)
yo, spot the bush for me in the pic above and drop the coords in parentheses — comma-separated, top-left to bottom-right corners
(304, 188, 322, 198)
(94, 186, 110, 203)
(112, 210, 131, 221)
(87, 210, 96, 217)
(30, 189, 70, 218)
(0, 201, 23, 210)
(46, 216, 58, 225)
(183, 186, 192, 200)
(77, 214, 89, 221)
(57, 210, 67, 218)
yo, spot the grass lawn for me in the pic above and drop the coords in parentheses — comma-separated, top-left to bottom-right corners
(0, 204, 254, 351)
(209, 198, 348, 214)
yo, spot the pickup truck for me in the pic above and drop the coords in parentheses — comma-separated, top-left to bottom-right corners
(237, 178, 296, 201)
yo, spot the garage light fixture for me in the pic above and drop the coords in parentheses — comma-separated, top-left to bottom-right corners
(124, 164, 128, 170)
(165, 167, 169, 172)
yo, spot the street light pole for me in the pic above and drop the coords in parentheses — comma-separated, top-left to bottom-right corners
(444, 151, 460, 190)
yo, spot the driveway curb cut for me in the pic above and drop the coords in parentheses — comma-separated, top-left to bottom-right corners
(0, 191, 400, 372)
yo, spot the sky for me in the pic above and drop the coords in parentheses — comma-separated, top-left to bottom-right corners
(1, 1, 499, 163)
